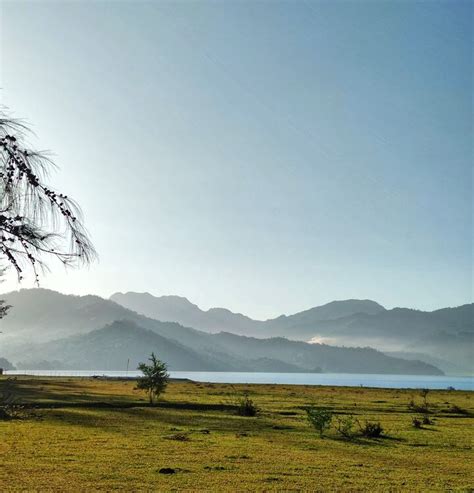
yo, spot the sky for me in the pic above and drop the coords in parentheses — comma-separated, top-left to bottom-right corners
(0, 0, 472, 319)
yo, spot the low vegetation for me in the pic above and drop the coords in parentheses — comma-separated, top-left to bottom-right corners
(236, 393, 259, 417)
(359, 420, 384, 438)
(0, 377, 472, 491)
(306, 406, 333, 437)
(0, 378, 23, 420)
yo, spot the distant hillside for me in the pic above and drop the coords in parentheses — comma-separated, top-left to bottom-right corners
(10, 320, 442, 375)
(297, 306, 473, 372)
(0, 289, 443, 375)
(0, 289, 135, 342)
(266, 299, 386, 333)
(14, 320, 323, 373)
(110, 291, 264, 333)
(0, 357, 15, 371)
(110, 291, 473, 374)
(110, 292, 385, 336)
(31, 320, 224, 371)
(210, 332, 441, 376)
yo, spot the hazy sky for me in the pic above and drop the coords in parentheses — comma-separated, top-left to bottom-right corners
(0, 1, 472, 318)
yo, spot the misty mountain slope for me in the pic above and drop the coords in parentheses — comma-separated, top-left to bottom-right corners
(11, 321, 443, 375)
(266, 299, 386, 333)
(27, 320, 224, 371)
(384, 351, 467, 375)
(0, 289, 137, 342)
(0, 289, 281, 369)
(110, 291, 471, 341)
(10, 320, 320, 373)
(110, 292, 386, 337)
(407, 330, 473, 374)
(0, 289, 446, 375)
(110, 291, 263, 333)
(0, 289, 212, 346)
(300, 306, 473, 369)
(210, 332, 443, 375)
(311, 306, 474, 339)
(109, 292, 472, 373)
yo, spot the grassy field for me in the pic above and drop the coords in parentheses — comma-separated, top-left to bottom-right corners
(0, 377, 472, 491)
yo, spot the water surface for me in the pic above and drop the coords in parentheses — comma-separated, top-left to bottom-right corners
(6, 370, 473, 390)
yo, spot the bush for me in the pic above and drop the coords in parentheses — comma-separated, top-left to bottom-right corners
(412, 417, 422, 429)
(446, 404, 469, 415)
(306, 407, 333, 437)
(0, 378, 23, 420)
(359, 420, 384, 438)
(408, 398, 429, 414)
(420, 389, 430, 409)
(422, 415, 433, 425)
(237, 394, 259, 417)
(335, 415, 356, 439)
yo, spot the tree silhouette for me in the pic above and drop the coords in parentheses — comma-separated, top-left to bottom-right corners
(0, 109, 96, 283)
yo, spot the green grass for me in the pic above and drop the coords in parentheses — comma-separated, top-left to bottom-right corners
(0, 377, 472, 491)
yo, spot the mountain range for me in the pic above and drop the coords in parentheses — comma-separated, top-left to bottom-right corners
(0, 288, 453, 375)
(111, 291, 473, 373)
(110, 292, 385, 336)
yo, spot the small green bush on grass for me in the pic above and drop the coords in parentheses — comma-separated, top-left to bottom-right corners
(306, 407, 333, 438)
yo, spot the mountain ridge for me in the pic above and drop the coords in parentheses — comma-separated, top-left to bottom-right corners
(110, 291, 386, 334)
(0, 288, 445, 375)
(109, 291, 473, 373)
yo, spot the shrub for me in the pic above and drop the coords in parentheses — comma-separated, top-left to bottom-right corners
(420, 389, 430, 409)
(422, 415, 433, 425)
(0, 378, 23, 420)
(412, 417, 422, 429)
(165, 433, 190, 441)
(237, 394, 259, 417)
(359, 420, 384, 438)
(446, 404, 469, 415)
(408, 398, 429, 414)
(306, 407, 333, 437)
(335, 415, 356, 439)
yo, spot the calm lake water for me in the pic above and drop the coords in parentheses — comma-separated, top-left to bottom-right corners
(5, 370, 473, 390)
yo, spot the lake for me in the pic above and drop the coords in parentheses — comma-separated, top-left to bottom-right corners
(5, 370, 473, 390)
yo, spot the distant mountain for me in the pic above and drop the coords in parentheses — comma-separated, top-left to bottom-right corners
(110, 291, 473, 373)
(267, 299, 386, 333)
(0, 289, 443, 375)
(110, 291, 263, 333)
(110, 292, 385, 336)
(11, 320, 441, 375)
(383, 351, 466, 376)
(15, 320, 322, 373)
(209, 332, 441, 375)
(298, 306, 473, 371)
(0, 357, 15, 371)
(31, 320, 225, 371)
(1, 288, 135, 342)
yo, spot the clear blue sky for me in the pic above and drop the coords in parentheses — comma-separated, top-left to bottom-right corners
(0, 1, 472, 318)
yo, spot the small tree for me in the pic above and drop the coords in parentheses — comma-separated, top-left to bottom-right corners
(335, 414, 356, 440)
(306, 406, 333, 438)
(137, 353, 169, 405)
